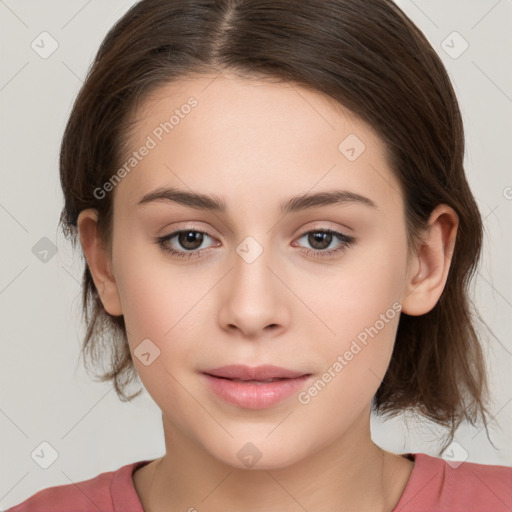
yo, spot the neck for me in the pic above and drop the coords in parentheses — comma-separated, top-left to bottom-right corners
(136, 408, 411, 512)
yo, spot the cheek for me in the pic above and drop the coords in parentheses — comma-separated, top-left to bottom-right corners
(294, 234, 407, 404)
(293, 261, 404, 433)
(114, 252, 204, 409)
(301, 233, 407, 346)
(114, 235, 202, 337)
(113, 239, 221, 385)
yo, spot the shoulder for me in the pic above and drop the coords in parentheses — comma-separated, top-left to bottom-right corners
(6, 460, 150, 512)
(396, 452, 512, 512)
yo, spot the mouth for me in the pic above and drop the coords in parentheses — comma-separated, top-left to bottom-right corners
(201, 365, 312, 409)
(203, 364, 309, 381)
(211, 377, 291, 384)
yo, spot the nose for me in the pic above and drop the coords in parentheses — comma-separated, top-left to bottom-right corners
(217, 239, 290, 339)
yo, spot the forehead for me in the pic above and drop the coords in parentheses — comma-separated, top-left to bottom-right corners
(114, 73, 402, 213)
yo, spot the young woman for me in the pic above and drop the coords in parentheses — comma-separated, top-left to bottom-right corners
(8, 0, 511, 510)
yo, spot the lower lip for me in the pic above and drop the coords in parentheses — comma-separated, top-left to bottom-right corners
(202, 373, 311, 409)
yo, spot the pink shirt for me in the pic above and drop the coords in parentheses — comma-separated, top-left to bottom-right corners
(6, 452, 512, 511)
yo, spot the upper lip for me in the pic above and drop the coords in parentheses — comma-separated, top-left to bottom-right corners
(203, 364, 309, 381)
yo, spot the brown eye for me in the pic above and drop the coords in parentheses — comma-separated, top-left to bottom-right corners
(156, 228, 217, 260)
(177, 231, 204, 250)
(294, 229, 356, 259)
(307, 231, 334, 250)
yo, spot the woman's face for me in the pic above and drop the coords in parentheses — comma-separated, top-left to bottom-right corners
(106, 73, 414, 469)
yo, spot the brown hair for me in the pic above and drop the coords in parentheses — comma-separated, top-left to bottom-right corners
(59, 0, 494, 454)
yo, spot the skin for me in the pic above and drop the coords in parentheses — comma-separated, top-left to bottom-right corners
(77, 73, 458, 511)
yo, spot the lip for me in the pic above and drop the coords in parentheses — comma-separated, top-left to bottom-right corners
(204, 364, 308, 380)
(202, 365, 312, 409)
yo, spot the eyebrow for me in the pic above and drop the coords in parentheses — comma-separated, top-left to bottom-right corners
(137, 186, 377, 214)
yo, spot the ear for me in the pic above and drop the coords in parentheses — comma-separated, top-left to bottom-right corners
(77, 209, 123, 316)
(401, 204, 459, 316)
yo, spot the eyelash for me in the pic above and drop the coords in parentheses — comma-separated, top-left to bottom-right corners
(156, 226, 356, 261)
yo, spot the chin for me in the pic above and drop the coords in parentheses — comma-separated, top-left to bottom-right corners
(205, 436, 309, 471)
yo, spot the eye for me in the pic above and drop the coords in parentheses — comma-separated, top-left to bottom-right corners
(156, 226, 356, 261)
(293, 229, 356, 259)
(156, 228, 218, 260)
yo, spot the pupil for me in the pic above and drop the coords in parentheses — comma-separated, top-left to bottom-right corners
(180, 231, 202, 249)
(309, 232, 331, 250)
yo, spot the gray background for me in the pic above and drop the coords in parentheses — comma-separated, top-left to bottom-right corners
(1, 0, 511, 508)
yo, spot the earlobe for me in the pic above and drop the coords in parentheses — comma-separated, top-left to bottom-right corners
(401, 205, 458, 316)
(77, 209, 123, 316)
